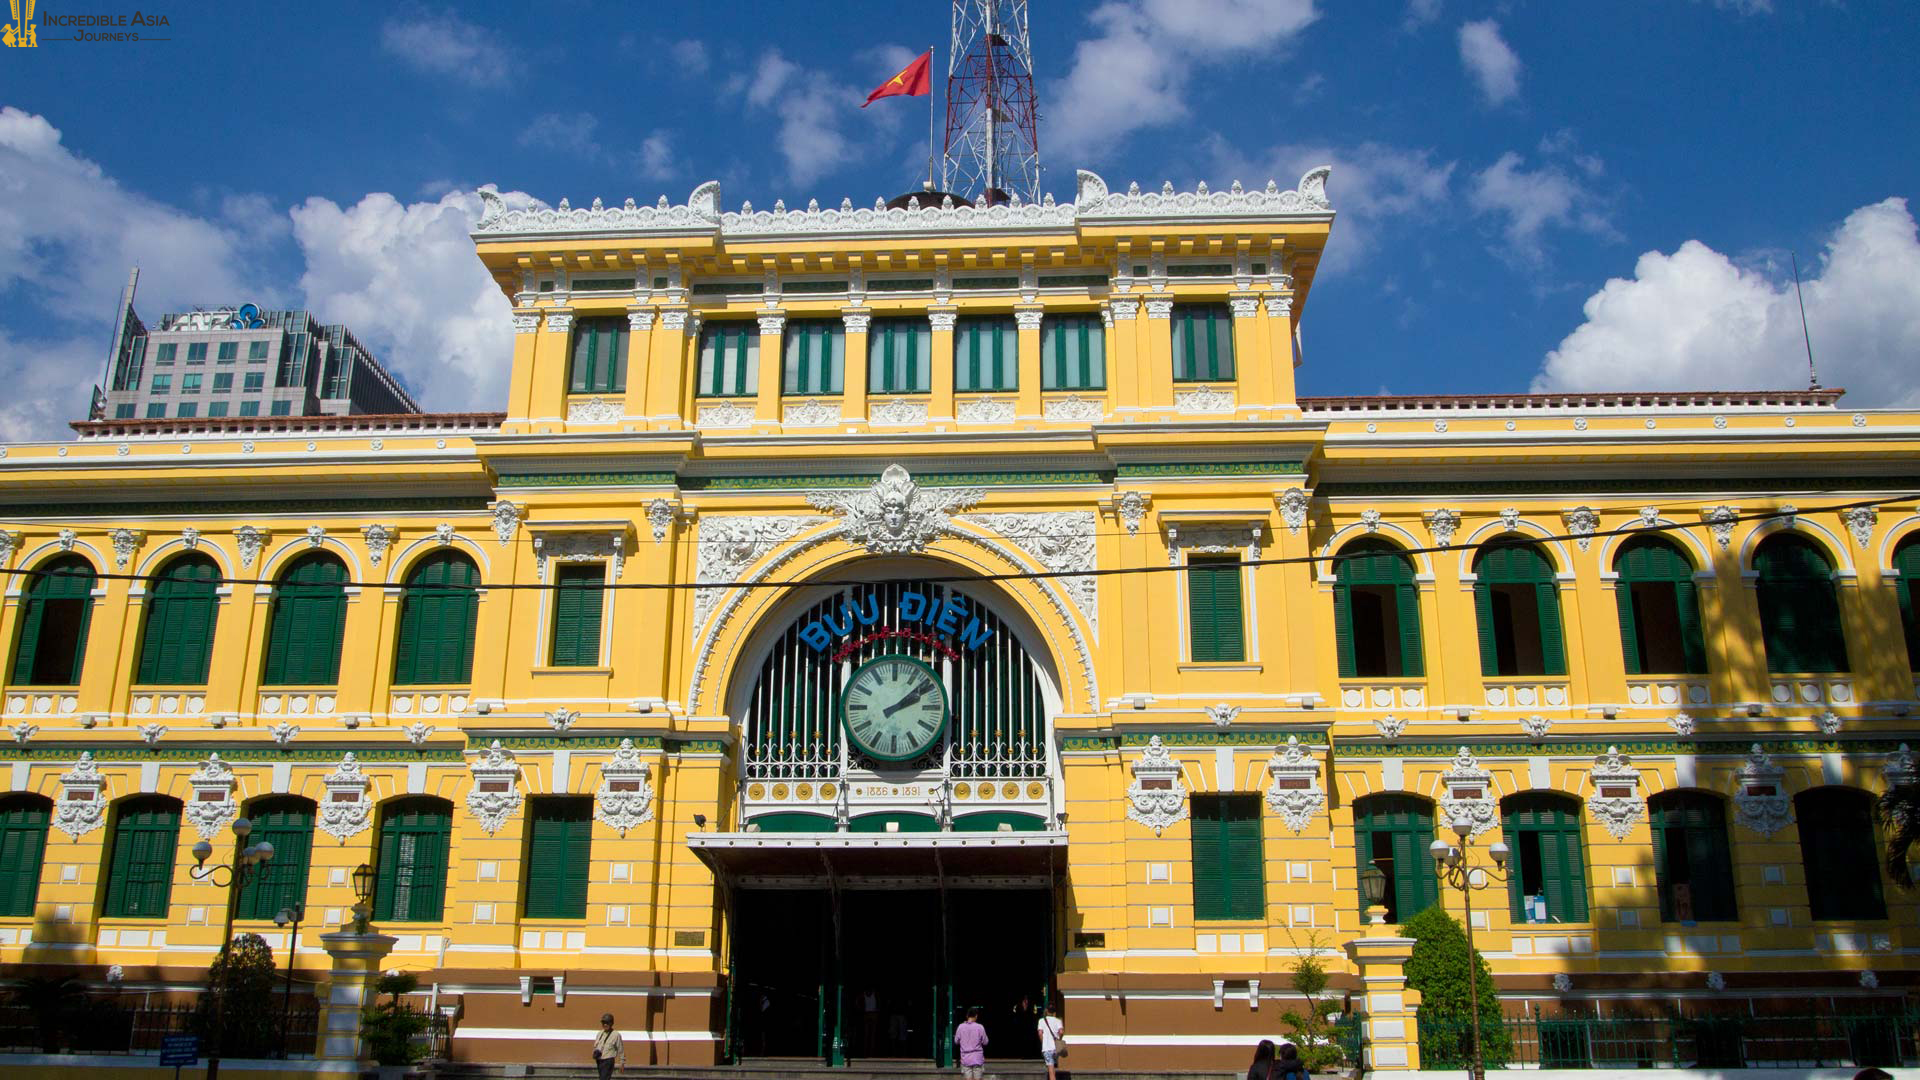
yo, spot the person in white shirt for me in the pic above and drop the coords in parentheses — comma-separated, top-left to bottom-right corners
(1037, 1002, 1065, 1080)
(592, 1013, 625, 1079)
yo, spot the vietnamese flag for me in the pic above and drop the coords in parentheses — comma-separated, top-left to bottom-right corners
(863, 50, 932, 107)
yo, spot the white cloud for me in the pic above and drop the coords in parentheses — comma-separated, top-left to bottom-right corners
(517, 112, 600, 157)
(1207, 137, 1455, 271)
(1699, 0, 1772, 13)
(0, 331, 100, 442)
(1458, 19, 1521, 106)
(741, 50, 857, 187)
(638, 134, 676, 183)
(1468, 151, 1611, 263)
(380, 9, 510, 87)
(1048, 0, 1319, 161)
(671, 39, 710, 76)
(1535, 198, 1920, 406)
(289, 190, 517, 415)
(1403, 0, 1443, 30)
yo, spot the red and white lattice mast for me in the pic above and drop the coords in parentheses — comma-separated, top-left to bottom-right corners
(942, 0, 1040, 206)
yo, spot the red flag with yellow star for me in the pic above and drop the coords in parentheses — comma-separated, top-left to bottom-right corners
(863, 50, 932, 107)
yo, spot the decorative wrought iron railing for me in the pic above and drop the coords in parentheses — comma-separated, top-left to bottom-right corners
(1416, 1009, 1920, 1070)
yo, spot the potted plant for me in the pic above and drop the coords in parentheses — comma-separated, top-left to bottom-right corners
(359, 972, 430, 1080)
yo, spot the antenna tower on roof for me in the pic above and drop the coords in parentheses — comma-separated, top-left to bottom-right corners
(943, 0, 1040, 206)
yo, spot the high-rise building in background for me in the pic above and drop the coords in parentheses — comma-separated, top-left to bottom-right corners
(92, 268, 420, 422)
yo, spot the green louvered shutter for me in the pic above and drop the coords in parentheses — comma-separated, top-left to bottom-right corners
(524, 798, 593, 919)
(1041, 314, 1105, 390)
(262, 555, 347, 685)
(1172, 304, 1235, 381)
(697, 322, 758, 397)
(1614, 583, 1643, 676)
(1474, 583, 1500, 675)
(1650, 815, 1672, 921)
(136, 556, 220, 685)
(1187, 557, 1245, 662)
(237, 800, 314, 919)
(105, 800, 180, 918)
(550, 564, 605, 667)
(0, 799, 50, 917)
(955, 316, 1017, 392)
(1797, 789, 1885, 920)
(1333, 582, 1357, 677)
(568, 317, 628, 393)
(1192, 797, 1227, 919)
(1505, 796, 1587, 923)
(11, 556, 95, 685)
(1757, 537, 1848, 673)
(1355, 796, 1438, 921)
(394, 552, 479, 685)
(375, 801, 451, 922)
(1898, 540, 1920, 671)
(1396, 583, 1425, 677)
(373, 825, 402, 920)
(1225, 797, 1265, 920)
(869, 318, 931, 394)
(1673, 577, 1709, 674)
(1536, 582, 1567, 676)
(1685, 816, 1737, 921)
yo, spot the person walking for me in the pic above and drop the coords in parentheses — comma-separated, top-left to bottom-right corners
(1247, 1038, 1277, 1080)
(592, 1013, 625, 1080)
(954, 1007, 989, 1080)
(1273, 1041, 1309, 1080)
(1037, 1002, 1066, 1080)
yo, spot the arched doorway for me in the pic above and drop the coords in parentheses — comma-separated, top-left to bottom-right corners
(704, 567, 1066, 1067)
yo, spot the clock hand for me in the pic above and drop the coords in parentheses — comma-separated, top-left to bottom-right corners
(882, 687, 928, 718)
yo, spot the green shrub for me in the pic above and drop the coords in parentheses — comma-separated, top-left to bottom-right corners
(1278, 930, 1348, 1071)
(360, 971, 430, 1065)
(1402, 903, 1512, 1069)
(190, 933, 280, 1059)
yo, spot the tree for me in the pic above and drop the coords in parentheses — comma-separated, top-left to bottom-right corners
(10, 975, 88, 1053)
(1402, 903, 1512, 1069)
(1278, 930, 1349, 1071)
(359, 971, 431, 1065)
(1876, 784, 1920, 888)
(191, 933, 279, 1060)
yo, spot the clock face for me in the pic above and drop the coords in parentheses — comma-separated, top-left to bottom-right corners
(841, 654, 949, 762)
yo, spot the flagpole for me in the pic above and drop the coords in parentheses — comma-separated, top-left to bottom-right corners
(927, 44, 938, 190)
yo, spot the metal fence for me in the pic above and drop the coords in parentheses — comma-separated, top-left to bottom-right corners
(0, 998, 320, 1058)
(1418, 1012, 1920, 1070)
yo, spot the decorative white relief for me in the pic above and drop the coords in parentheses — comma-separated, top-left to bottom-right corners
(511, 312, 541, 335)
(54, 753, 107, 840)
(962, 511, 1099, 635)
(1165, 524, 1261, 567)
(567, 397, 624, 423)
(1360, 509, 1382, 534)
(1839, 506, 1877, 549)
(1173, 385, 1235, 414)
(1264, 294, 1294, 319)
(317, 753, 372, 841)
(10, 721, 37, 744)
(180, 527, 203, 550)
(1562, 507, 1601, 551)
(628, 310, 656, 333)
(1817, 710, 1842, 736)
(184, 754, 240, 839)
(782, 399, 841, 427)
(0, 531, 20, 569)
(1227, 296, 1260, 319)
(1126, 736, 1189, 836)
(109, 528, 146, 571)
(491, 501, 522, 546)
(532, 530, 626, 583)
(1433, 419, 1449, 433)
(234, 526, 269, 569)
(1374, 716, 1408, 740)
(361, 525, 398, 567)
(547, 707, 580, 733)
(840, 311, 871, 334)
(138, 723, 165, 746)
(1438, 747, 1497, 838)
(1111, 491, 1151, 536)
(647, 498, 681, 543)
(1497, 508, 1522, 532)
(1668, 712, 1696, 737)
(1706, 972, 1726, 992)
(1520, 715, 1553, 740)
(267, 721, 299, 747)
(1425, 509, 1462, 548)
(1144, 298, 1174, 320)
(1076, 166, 1332, 219)
(1588, 746, 1646, 841)
(1861, 970, 1880, 990)
(1885, 743, 1917, 788)
(1732, 743, 1792, 837)
(659, 309, 692, 331)
(957, 397, 1016, 423)
(869, 398, 930, 426)
(1044, 395, 1104, 422)
(466, 741, 524, 835)
(594, 738, 656, 835)
(1206, 703, 1242, 728)
(1275, 488, 1309, 534)
(1553, 973, 1574, 993)
(404, 722, 435, 746)
(303, 525, 326, 549)
(811, 465, 982, 556)
(1109, 297, 1140, 322)
(544, 310, 574, 334)
(1264, 736, 1325, 834)
(1008, 308, 1043, 332)
(1701, 506, 1740, 549)
(696, 401, 756, 428)
(691, 515, 828, 632)
(927, 310, 957, 332)
(434, 524, 456, 546)
(57, 529, 77, 552)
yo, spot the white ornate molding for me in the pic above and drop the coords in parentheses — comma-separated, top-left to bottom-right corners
(109, 528, 146, 571)
(1276, 488, 1309, 534)
(234, 526, 269, 569)
(1497, 507, 1522, 532)
(1562, 507, 1601, 552)
(810, 465, 983, 556)
(1109, 297, 1140, 321)
(782, 398, 841, 427)
(268, 721, 300, 747)
(1701, 506, 1740, 549)
(1360, 509, 1383, 533)
(1839, 506, 1877, 549)
(567, 396, 624, 423)
(404, 721, 435, 746)
(696, 400, 756, 428)
(0, 530, 20, 569)
(1374, 715, 1408, 740)
(692, 515, 828, 632)
(594, 738, 656, 835)
(962, 511, 1099, 636)
(433, 523, 457, 546)
(1732, 743, 1792, 837)
(841, 311, 872, 334)
(547, 707, 580, 733)
(647, 498, 685, 543)
(869, 398, 930, 426)
(361, 525, 398, 567)
(1425, 509, 1462, 548)
(1164, 523, 1262, 567)
(1228, 296, 1260, 319)
(532, 530, 627, 582)
(1110, 491, 1152, 536)
(466, 740, 524, 836)
(1174, 385, 1235, 414)
(659, 308, 692, 331)
(543, 310, 575, 334)
(957, 397, 1016, 423)
(1265, 736, 1325, 834)
(755, 313, 785, 336)
(9, 721, 37, 744)
(317, 753, 372, 841)
(1143, 298, 1174, 320)
(491, 502, 521, 546)
(1077, 167, 1332, 221)
(1520, 714, 1553, 740)
(1044, 395, 1104, 422)
(1014, 308, 1045, 331)
(1817, 710, 1843, 736)
(1668, 712, 1696, 737)
(54, 752, 107, 840)
(1588, 746, 1645, 841)
(1438, 746, 1497, 838)
(1263, 294, 1294, 319)
(138, 722, 165, 746)
(927, 310, 958, 332)
(511, 311, 541, 335)
(57, 528, 77, 552)
(1205, 703, 1241, 728)
(628, 310, 656, 333)
(184, 754, 240, 839)
(1126, 736, 1189, 836)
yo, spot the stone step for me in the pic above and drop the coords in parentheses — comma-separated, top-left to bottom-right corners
(425, 1062, 1244, 1080)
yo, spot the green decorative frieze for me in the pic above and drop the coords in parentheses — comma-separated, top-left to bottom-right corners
(667, 738, 727, 754)
(0, 496, 490, 519)
(483, 735, 664, 751)
(1318, 476, 1920, 498)
(1341, 737, 1907, 759)
(686, 470, 1111, 491)
(1115, 461, 1306, 478)
(494, 471, 677, 489)
(1060, 735, 1120, 752)
(1120, 729, 1328, 747)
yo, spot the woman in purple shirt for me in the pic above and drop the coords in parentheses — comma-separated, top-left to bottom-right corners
(954, 1008, 989, 1080)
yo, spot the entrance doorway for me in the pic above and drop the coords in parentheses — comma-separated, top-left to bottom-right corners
(729, 886, 1052, 1066)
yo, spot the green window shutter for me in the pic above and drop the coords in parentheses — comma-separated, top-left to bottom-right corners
(1172, 305, 1234, 382)
(1554, 826, 1588, 921)
(1536, 582, 1567, 676)
(549, 564, 605, 667)
(136, 556, 220, 685)
(1650, 819, 1673, 921)
(1192, 799, 1226, 919)
(1473, 583, 1500, 675)
(525, 798, 593, 919)
(1797, 789, 1884, 920)
(1355, 796, 1437, 921)
(1614, 584, 1643, 676)
(1395, 583, 1426, 677)
(9, 579, 47, 683)
(262, 555, 348, 686)
(955, 316, 1016, 392)
(394, 552, 479, 685)
(1187, 557, 1245, 663)
(1673, 578, 1709, 675)
(1684, 818, 1736, 922)
(783, 320, 844, 395)
(698, 323, 758, 397)
(869, 318, 931, 394)
(104, 800, 181, 918)
(1041, 314, 1105, 390)
(1225, 798, 1265, 920)
(0, 799, 50, 917)
(1758, 537, 1849, 674)
(375, 801, 451, 922)
(237, 801, 314, 920)
(373, 824, 401, 921)
(569, 318, 628, 394)
(1333, 584, 1357, 678)
(1898, 540, 1920, 671)
(10, 556, 96, 685)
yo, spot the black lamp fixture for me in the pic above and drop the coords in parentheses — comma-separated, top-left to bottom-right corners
(1359, 861, 1387, 906)
(349, 862, 375, 933)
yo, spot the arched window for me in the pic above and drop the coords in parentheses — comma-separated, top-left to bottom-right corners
(0, 793, 52, 917)
(1795, 787, 1884, 921)
(373, 798, 452, 922)
(1352, 794, 1438, 923)
(1501, 793, 1588, 923)
(261, 553, 349, 686)
(1649, 791, 1736, 923)
(103, 796, 182, 919)
(237, 796, 314, 920)
(1334, 540, 1424, 678)
(392, 551, 479, 685)
(1894, 535, 1920, 671)
(1473, 542, 1565, 676)
(9, 555, 96, 686)
(524, 796, 593, 920)
(1755, 534, 1848, 673)
(1614, 537, 1708, 675)
(134, 554, 221, 685)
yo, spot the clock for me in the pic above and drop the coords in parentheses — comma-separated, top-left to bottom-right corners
(841, 654, 949, 762)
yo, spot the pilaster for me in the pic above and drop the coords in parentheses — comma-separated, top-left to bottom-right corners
(1014, 306, 1044, 419)
(1262, 292, 1299, 408)
(525, 308, 575, 431)
(1142, 296, 1175, 412)
(623, 308, 656, 422)
(504, 308, 542, 431)
(928, 308, 957, 423)
(841, 308, 872, 424)
(753, 311, 785, 425)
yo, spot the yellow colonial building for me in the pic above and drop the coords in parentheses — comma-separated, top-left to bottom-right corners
(2, 167, 1919, 1073)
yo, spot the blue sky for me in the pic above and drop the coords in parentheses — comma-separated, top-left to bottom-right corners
(1, 0, 1917, 438)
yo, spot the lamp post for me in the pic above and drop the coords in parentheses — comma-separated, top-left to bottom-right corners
(1358, 861, 1389, 925)
(190, 817, 276, 1080)
(350, 861, 375, 933)
(1430, 830, 1509, 1080)
(273, 902, 305, 1058)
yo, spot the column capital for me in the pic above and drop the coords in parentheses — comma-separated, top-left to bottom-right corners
(1143, 297, 1174, 320)
(1264, 294, 1294, 319)
(1228, 294, 1261, 319)
(757, 312, 787, 335)
(511, 310, 542, 335)
(543, 308, 575, 334)
(841, 308, 872, 334)
(1110, 296, 1140, 321)
(626, 307, 656, 332)
(927, 307, 958, 332)
(1013, 307, 1045, 331)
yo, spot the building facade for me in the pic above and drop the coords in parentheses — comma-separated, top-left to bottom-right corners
(97, 272, 419, 422)
(3, 169, 1919, 1071)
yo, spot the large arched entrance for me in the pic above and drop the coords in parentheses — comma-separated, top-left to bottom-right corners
(692, 565, 1067, 1067)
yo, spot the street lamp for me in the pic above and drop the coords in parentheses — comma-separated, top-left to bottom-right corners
(273, 902, 305, 1058)
(190, 817, 276, 1080)
(351, 862, 375, 932)
(1431, 830, 1509, 1080)
(1358, 861, 1388, 924)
